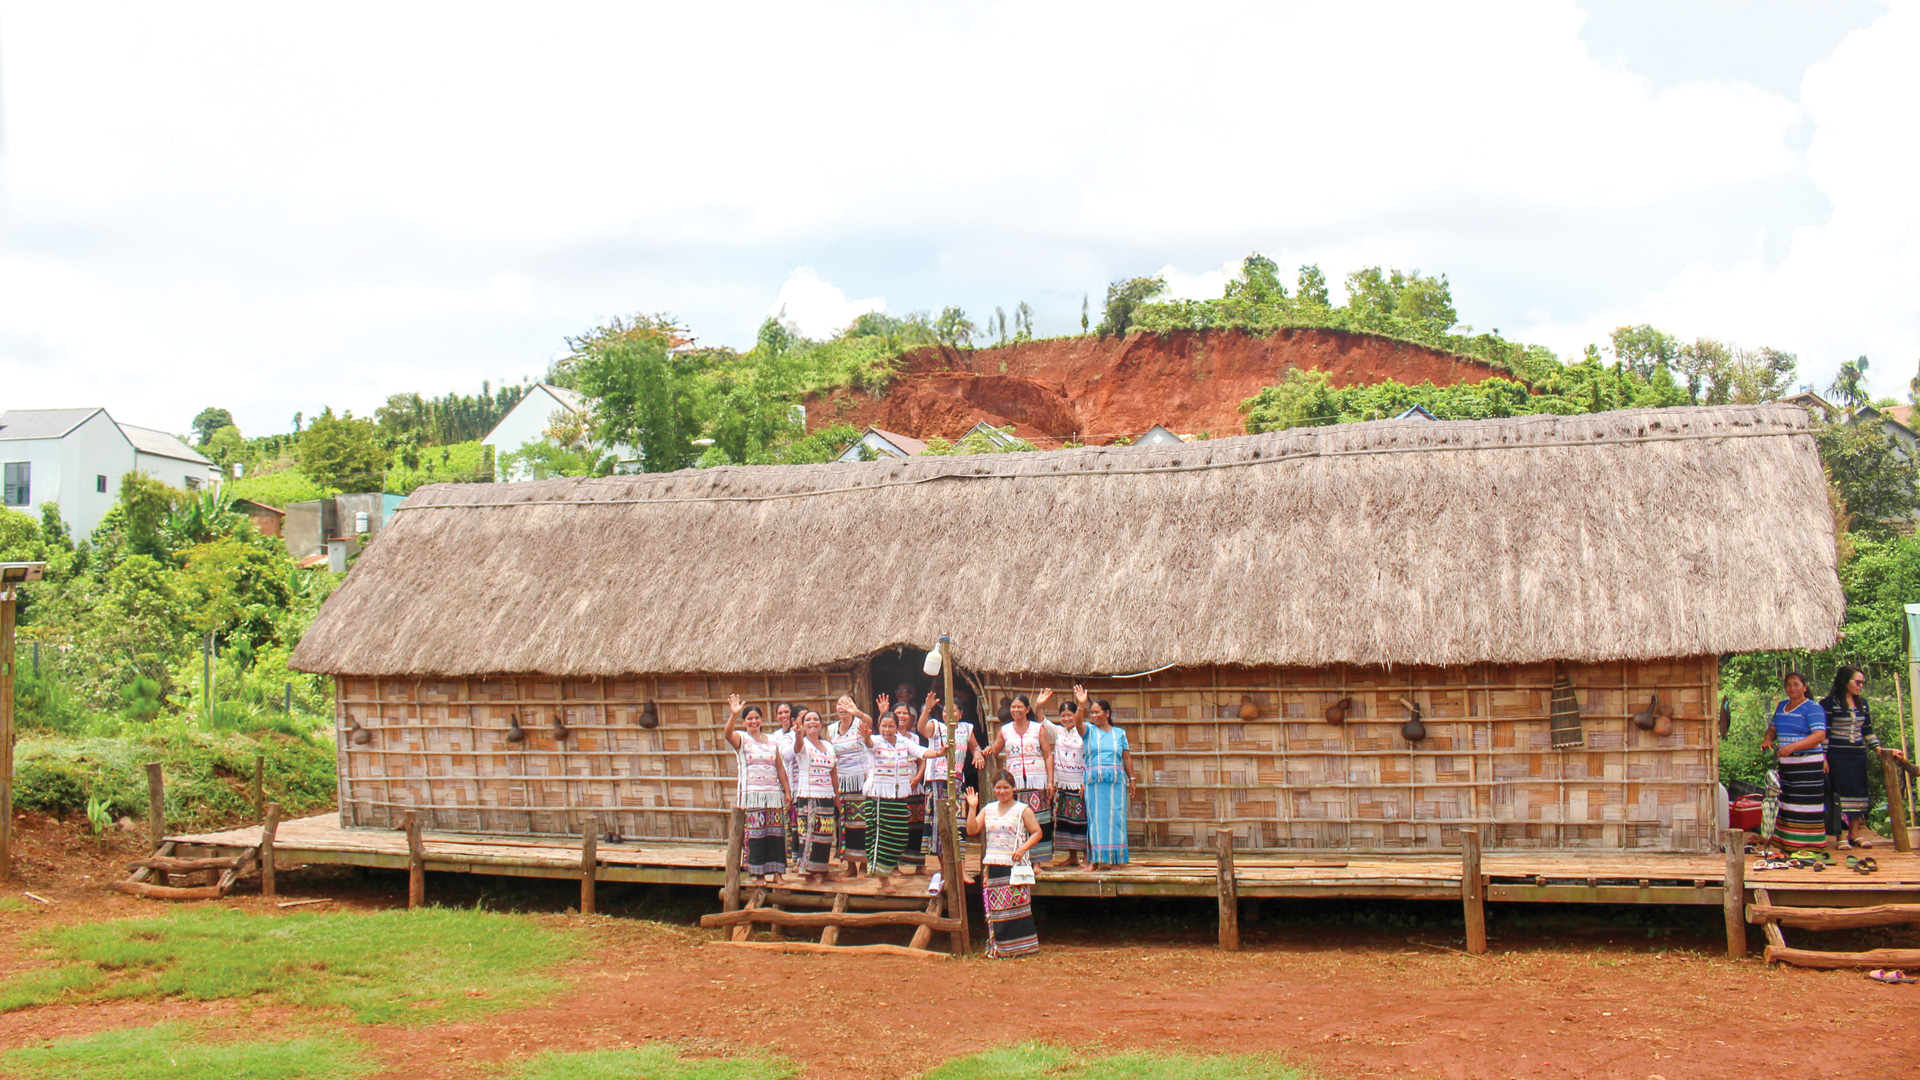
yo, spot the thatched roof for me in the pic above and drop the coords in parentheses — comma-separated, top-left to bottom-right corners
(291, 404, 1842, 677)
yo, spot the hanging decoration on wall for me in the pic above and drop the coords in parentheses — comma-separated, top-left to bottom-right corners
(1549, 665, 1585, 749)
(1397, 696, 1427, 743)
(1632, 694, 1659, 732)
(345, 715, 373, 745)
(1324, 696, 1354, 724)
(1238, 695, 1260, 722)
(637, 700, 660, 729)
(505, 712, 526, 743)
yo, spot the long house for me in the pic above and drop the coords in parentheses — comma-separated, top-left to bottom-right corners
(291, 403, 1843, 855)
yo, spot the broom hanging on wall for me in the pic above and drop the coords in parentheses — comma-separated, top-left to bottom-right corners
(1549, 664, 1584, 749)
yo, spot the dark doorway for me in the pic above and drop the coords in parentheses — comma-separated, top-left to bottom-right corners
(866, 646, 983, 793)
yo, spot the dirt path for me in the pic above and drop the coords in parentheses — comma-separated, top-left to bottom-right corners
(3, 815, 1917, 1079)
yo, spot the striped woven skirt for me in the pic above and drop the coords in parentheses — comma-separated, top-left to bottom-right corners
(923, 781, 966, 857)
(982, 863, 1039, 958)
(865, 796, 912, 875)
(743, 806, 788, 876)
(1775, 753, 1830, 849)
(839, 794, 869, 860)
(1052, 787, 1088, 854)
(1829, 745, 1872, 819)
(1085, 772, 1130, 865)
(903, 791, 926, 867)
(1016, 787, 1053, 864)
(795, 797, 837, 874)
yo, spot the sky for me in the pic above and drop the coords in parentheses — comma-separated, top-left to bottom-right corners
(1, 0, 1914, 437)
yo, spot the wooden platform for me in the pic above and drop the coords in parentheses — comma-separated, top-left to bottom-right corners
(164, 815, 1920, 909)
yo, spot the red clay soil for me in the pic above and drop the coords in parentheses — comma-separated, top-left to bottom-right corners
(806, 327, 1505, 445)
(3, 814, 1914, 1080)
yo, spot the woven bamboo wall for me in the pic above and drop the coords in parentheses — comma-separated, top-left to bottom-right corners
(333, 669, 863, 840)
(333, 656, 1717, 853)
(978, 657, 1719, 853)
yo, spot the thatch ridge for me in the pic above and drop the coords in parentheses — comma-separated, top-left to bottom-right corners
(292, 404, 1842, 677)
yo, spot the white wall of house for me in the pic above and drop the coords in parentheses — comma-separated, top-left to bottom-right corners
(482, 385, 581, 461)
(134, 449, 219, 492)
(0, 410, 137, 540)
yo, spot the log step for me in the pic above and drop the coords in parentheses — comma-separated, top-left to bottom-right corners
(706, 940, 950, 960)
(111, 880, 228, 901)
(1766, 945, 1920, 970)
(132, 855, 249, 873)
(700, 907, 962, 932)
(1749, 901, 1920, 931)
(115, 845, 258, 901)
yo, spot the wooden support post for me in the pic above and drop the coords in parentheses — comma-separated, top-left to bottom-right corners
(1723, 827, 1747, 958)
(908, 892, 942, 951)
(579, 815, 598, 915)
(402, 811, 425, 909)
(819, 891, 849, 947)
(732, 886, 764, 942)
(251, 755, 265, 819)
(145, 762, 166, 847)
(0, 590, 14, 881)
(1214, 827, 1239, 951)
(261, 802, 281, 898)
(722, 807, 744, 913)
(1880, 750, 1913, 853)
(1461, 827, 1487, 955)
(936, 798, 967, 955)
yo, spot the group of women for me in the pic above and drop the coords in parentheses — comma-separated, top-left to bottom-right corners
(721, 682, 1137, 958)
(1763, 665, 1888, 852)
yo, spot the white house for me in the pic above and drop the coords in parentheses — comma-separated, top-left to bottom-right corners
(0, 408, 218, 539)
(481, 383, 641, 479)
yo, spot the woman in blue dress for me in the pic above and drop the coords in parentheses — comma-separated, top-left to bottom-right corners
(1076, 686, 1135, 869)
(1821, 665, 1880, 849)
(1763, 671, 1830, 851)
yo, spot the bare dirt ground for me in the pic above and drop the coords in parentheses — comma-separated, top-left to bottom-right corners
(5, 813, 1918, 1080)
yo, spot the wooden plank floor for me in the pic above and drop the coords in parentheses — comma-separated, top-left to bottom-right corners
(167, 815, 1920, 905)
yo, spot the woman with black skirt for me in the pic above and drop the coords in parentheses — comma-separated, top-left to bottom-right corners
(1822, 666, 1880, 849)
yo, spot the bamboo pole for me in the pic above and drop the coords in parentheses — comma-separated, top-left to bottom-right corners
(1214, 827, 1239, 951)
(580, 815, 598, 915)
(940, 635, 969, 953)
(0, 592, 13, 881)
(1460, 827, 1486, 955)
(1722, 828, 1747, 958)
(251, 755, 265, 819)
(261, 802, 281, 898)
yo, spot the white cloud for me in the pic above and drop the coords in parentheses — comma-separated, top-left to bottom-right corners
(1156, 259, 1239, 302)
(765, 269, 884, 341)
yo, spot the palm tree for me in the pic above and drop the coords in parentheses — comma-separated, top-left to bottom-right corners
(1830, 355, 1871, 413)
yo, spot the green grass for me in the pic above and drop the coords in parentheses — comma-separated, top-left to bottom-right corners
(10, 727, 337, 829)
(0, 907, 581, 1025)
(0, 897, 25, 913)
(0, 1022, 374, 1080)
(504, 1045, 798, 1080)
(920, 1044, 1308, 1080)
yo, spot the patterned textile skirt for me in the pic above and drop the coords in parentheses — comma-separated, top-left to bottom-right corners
(785, 802, 805, 867)
(795, 797, 837, 874)
(923, 781, 966, 857)
(1016, 788, 1054, 864)
(1829, 746, 1872, 820)
(744, 806, 788, 876)
(1052, 787, 1088, 855)
(866, 796, 912, 875)
(1775, 753, 1830, 849)
(982, 863, 1039, 958)
(839, 795, 869, 861)
(1084, 774, 1130, 865)
(903, 790, 926, 867)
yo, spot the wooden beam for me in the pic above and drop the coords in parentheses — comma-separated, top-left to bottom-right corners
(1747, 901, 1920, 931)
(732, 886, 764, 942)
(1215, 827, 1239, 951)
(1485, 884, 1722, 905)
(1722, 828, 1746, 959)
(1754, 888, 1788, 952)
(1880, 750, 1914, 854)
(145, 762, 166, 847)
(722, 807, 744, 913)
(1461, 827, 1486, 955)
(1765, 944, 1920, 970)
(400, 811, 425, 909)
(936, 798, 966, 955)
(819, 892, 848, 947)
(706, 940, 951, 960)
(580, 815, 597, 915)
(110, 880, 225, 901)
(261, 803, 281, 899)
(130, 855, 248, 873)
(908, 893, 943, 951)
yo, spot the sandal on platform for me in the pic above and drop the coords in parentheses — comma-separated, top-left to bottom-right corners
(1858, 857, 1879, 874)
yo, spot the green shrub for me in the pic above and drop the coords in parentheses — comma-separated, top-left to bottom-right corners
(226, 467, 337, 508)
(11, 726, 336, 828)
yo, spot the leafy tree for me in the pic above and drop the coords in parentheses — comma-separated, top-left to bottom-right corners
(177, 532, 295, 648)
(1343, 268, 1457, 336)
(1813, 417, 1918, 528)
(563, 315, 703, 473)
(191, 408, 235, 446)
(1226, 254, 1284, 303)
(1240, 370, 1345, 431)
(1830, 355, 1872, 412)
(933, 306, 978, 348)
(116, 473, 182, 558)
(298, 408, 386, 493)
(1013, 301, 1036, 343)
(1080, 295, 1090, 333)
(1097, 274, 1166, 337)
(1609, 325, 1680, 380)
(201, 425, 246, 470)
(1295, 265, 1330, 307)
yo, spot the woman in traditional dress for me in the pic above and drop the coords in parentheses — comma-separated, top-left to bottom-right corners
(723, 694, 791, 884)
(829, 695, 871, 879)
(771, 701, 801, 866)
(1822, 666, 1880, 849)
(919, 692, 984, 882)
(879, 694, 930, 875)
(1763, 671, 1830, 851)
(863, 704, 932, 894)
(1080, 689, 1135, 869)
(966, 772, 1042, 958)
(791, 710, 839, 884)
(979, 691, 1055, 864)
(1050, 689, 1088, 867)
